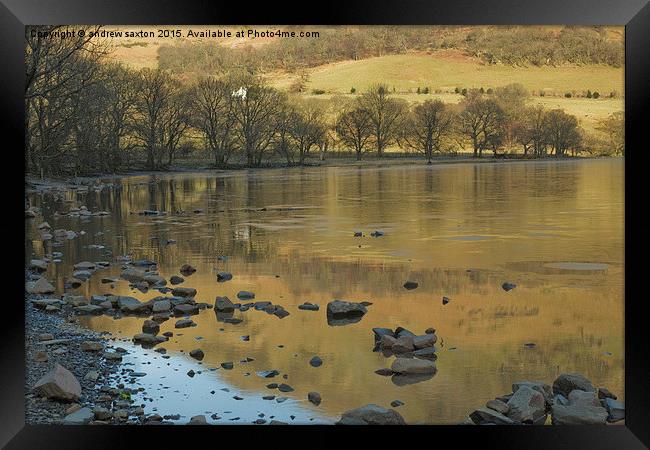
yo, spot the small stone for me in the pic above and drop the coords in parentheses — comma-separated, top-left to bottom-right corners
(309, 356, 323, 367)
(189, 349, 204, 360)
(403, 281, 418, 290)
(442, 296, 450, 305)
(308, 392, 321, 405)
(390, 400, 404, 407)
(278, 383, 294, 393)
(221, 362, 234, 370)
(501, 282, 517, 292)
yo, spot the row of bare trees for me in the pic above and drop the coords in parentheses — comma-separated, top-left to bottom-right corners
(25, 26, 610, 177)
(335, 83, 587, 162)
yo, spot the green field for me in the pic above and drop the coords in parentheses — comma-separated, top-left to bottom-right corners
(273, 51, 624, 96)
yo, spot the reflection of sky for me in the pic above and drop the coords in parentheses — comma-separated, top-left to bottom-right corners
(112, 340, 336, 424)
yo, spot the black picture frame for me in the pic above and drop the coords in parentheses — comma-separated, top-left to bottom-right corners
(2, 0, 648, 448)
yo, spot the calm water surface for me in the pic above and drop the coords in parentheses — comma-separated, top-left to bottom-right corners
(26, 159, 624, 424)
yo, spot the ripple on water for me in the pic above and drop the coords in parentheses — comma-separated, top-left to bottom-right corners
(542, 262, 610, 271)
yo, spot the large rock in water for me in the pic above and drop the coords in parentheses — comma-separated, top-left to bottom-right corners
(32, 363, 81, 401)
(551, 404, 608, 425)
(326, 300, 367, 318)
(470, 407, 516, 425)
(215, 296, 235, 312)
(506, 385, 546, 423)
(120, 268, 147, 282)
(337, 404, 406, 425)
(390, 357, 436, 374)
(26, 277, 55, 294)
(552, 373, 595, 398)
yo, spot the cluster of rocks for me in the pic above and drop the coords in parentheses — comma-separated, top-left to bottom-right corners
(373, 326, 438, 359)
(466, 373, 624, 425)
(25, 292, 151, 425)
(214, 295, 290, 322)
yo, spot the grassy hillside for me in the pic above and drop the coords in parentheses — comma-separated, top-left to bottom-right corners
(270, 51, 623, 96)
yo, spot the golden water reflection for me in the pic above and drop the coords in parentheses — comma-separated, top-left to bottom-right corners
(26, 159, 624, 424)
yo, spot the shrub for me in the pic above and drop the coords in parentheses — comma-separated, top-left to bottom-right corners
(350, 87, 356, 94)
(586, 89, 592, 98)
(565, 92, 572, 98)
(311, 89, 326, 95)
(455, 87, 461, 94)
(486, 88, 493, 94)
(417, 87, 421, 94)
(423, 87, 430, 94)
(593, 91, 600, 99)
(479, 87, 485, 94)
(461, 88, 468, 96)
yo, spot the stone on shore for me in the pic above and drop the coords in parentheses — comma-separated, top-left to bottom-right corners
(470, 407, 516, 425)
(32, 363, 81, 402)
(391, 336, 415, 353)
(63, 407, 94, 425)
(568, 390, 601, 407)
(486, 399, 510, 415)
(26, 277, 55, 294)
(512, 381, 553, 406)
(602, 398, 625, 423)
(80, 341, 103, 352)
(117, 296, 148, 314)
(551, 404, 608, 425)
(372, 327, 395, 342)
(30, 259, 48, 272)
(552, 373, 595, 398)
(506, 385, 546, 423)
(337, 404, 405, 425)
(152, 299, 171, 313)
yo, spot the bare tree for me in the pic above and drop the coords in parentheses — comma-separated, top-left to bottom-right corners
(543, 109, 582, 157)
(457, 91, 506, 157)
(403, 99, 454, 162)
(335, 107, 373, 160)
(231, 76, 284, 167)
(358, 84, 407, 157)
(193, 77, 237, 167)
(133, 68, 175, 170)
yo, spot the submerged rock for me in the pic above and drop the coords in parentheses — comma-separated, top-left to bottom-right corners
(337, 404, 405, 425)
(216, 272, 233, 282)
(403, 281, 418, 290)
(237, 291, 255, 300)
(309, 356, 323, 367)
(501, 282, 517, 292)
(298, 302, 319, 311)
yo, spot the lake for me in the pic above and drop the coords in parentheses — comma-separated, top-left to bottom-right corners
(25, 158, 624, 424)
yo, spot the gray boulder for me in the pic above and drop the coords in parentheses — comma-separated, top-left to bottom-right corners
(506, 385, 546, 423)
(602, 398, 624, 423)
(171, 287, 197, 297)
(469, 407, 516, 425)
(337, 404, 405, 425)
(551, 404, 608, 425)
(552, 373, 595, 398)
(215, 296, 235, 312)
(568, 390, 601, 407)
(413, 334, 436, 349)
(63, 407, 94, 425)
(26, 277, 55, 294)
(390, 357, 436, 374)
